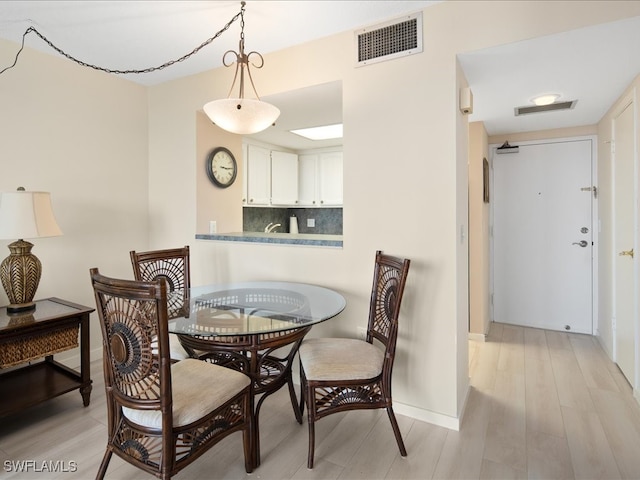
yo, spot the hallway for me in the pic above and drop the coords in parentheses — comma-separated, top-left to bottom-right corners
(463, 322, 640, 478)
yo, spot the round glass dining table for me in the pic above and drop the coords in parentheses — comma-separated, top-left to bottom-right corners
(168, 281, 346, 467)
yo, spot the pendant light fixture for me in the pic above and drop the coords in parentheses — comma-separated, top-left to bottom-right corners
(203, 2, 280, 135)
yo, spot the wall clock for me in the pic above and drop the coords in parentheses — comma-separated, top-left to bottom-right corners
(206, 147, 237, 188)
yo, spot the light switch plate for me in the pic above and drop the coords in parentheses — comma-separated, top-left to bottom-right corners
(307, 218, 315, 227)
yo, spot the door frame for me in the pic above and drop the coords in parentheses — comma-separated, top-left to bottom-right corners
(611, 91, 639, 392)
(488, 135, 599, 334)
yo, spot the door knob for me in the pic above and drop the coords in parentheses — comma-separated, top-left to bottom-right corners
(572, 240, 588, 248)
(619, 248, 634, 258)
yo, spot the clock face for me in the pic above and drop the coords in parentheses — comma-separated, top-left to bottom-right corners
(206, 147, 237, 188)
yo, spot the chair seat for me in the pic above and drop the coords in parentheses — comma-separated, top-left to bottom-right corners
(123, 358, 250, 429)
(169, 333, 190, 360)
(299, 338, 384, 381)
(151, 334, 190, 361)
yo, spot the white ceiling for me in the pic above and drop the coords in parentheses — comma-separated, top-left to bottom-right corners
(0, 1, 440, 85)
(459, 15, 640, 136)
(1, 1, 639, 142)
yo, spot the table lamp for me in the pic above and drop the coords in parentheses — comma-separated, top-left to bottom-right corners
(0, 187, 63, 313)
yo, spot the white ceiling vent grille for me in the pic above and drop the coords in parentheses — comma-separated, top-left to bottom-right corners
(515, 100, 577, 116)
(355, 12, 423, 67)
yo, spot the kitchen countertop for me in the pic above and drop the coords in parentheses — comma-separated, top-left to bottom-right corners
(196, 232, 343, 247)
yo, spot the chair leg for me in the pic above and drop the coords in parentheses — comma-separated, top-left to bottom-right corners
(96, 449, 112, 480)
(242, 425, 254, 473)
(298, 372, 306, 417)
(386, 406, 407, 456)
(287, 372, 303, 424)
(299, 360, 307, 418)
(299, 385, 305, 417)
(307, 416, 316, 469)
(304, 381, 317, 468)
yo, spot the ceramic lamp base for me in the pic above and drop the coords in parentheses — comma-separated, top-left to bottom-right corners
(0, 239, 42, 311)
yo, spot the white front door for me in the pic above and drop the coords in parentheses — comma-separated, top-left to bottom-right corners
(613, 100, 636, 386)
(492, 138, 594, 333)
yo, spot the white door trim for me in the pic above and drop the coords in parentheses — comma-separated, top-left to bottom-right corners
(611, 89, 639, 393)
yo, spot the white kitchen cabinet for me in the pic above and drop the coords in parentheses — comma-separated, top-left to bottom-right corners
(271, 151, 298, 205)
(298, 154, 318, 206)
(245, 145, 342, 208)
(318, 152, 343, 206)
(298, 151, 343, 206)
(242, 143, 248, 205)
(246, 144, 271, 206)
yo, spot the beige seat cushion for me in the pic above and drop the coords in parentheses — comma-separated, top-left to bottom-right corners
(151, 334, 197, 361)
(123, 358, 250, 429)
(299, 338, 384, 381)
(168, 334, 190, 360)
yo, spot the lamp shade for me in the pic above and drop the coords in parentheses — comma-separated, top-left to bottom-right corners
(0, 191, 63, 240)
(203, 97, 280, 135)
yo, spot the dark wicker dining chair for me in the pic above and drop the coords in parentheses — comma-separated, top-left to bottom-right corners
(130, 246, 190, 319)
(130, 246, 191, 361)
(90, 268, 254, 479)
(298, 250, 411, 468)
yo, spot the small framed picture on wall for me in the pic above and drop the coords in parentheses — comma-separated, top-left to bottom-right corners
(483, 157, 490, 203)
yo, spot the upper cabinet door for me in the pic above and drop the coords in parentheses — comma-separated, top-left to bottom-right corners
(242, 143, 248, 205)
(246, 145, 271, 206)
(318, 152, 343, 206)
(271, 151, 299, 206)
(298, 154, 318, 206)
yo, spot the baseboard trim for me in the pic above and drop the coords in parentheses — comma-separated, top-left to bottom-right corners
(394, 401, 461, 431)
(468, 332, 487, 342)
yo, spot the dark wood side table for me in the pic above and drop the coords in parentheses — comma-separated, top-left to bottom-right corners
(0, 297, 94, 418)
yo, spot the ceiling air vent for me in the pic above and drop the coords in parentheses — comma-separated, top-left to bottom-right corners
(355, 12, 423, 67)
(515, 100, 577, 116)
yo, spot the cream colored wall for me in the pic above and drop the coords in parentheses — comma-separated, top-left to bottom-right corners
(596, 73, 640, 360)
(195, 112, 243, 235)
(469, 122, 490, 336)
(148, 1, 640, 426)
(0, 40, 149, 361)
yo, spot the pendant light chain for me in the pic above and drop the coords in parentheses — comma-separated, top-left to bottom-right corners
(0, 4, 244, 77)
(240, 2, 246, 46)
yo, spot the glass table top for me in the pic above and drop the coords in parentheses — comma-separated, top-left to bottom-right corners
(169, 281, 346, 337)
(0, 298, 91, 332)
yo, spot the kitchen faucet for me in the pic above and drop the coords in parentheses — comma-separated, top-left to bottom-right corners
(264, 223, 281, 233)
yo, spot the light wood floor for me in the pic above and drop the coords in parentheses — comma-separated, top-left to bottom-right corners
(1, 322, 640, 479)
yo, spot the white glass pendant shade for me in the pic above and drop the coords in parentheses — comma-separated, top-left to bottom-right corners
(203, 97, 280, 135)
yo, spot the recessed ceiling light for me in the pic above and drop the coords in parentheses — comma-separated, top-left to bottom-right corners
(532, 94, 560, 106)
(290, 123, 343, 140)
(515, 99, 577, 116)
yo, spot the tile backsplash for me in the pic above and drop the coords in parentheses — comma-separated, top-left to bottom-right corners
(243, 207, 343, 235)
